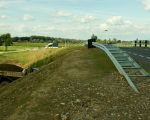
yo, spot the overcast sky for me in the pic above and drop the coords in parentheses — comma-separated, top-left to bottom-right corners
(0, 0, 150, 40)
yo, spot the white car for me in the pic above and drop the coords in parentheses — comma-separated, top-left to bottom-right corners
(45, 43, 58, 48)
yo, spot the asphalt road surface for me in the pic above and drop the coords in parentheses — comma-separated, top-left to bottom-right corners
(121, 47, 150, 72)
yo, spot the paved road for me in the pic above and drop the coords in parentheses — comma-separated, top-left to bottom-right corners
(121, 47, 150, 72)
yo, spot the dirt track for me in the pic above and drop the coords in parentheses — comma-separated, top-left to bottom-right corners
(0, 48, 150, 120)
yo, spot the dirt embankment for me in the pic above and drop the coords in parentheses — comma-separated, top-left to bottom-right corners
(0, 48, 150, 120)
(0, 64, 23, 72)
(0, 64, 23, 84)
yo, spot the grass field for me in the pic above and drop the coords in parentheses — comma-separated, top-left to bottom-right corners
(0, 48, 64, 67)
(0, 42, 47, 52)
(0, 42, 82, 68)
(0, 47, 150, 120)
(0, 42, 84, 52)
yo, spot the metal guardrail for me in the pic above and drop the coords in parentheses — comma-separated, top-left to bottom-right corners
(92, 42, 150, 93)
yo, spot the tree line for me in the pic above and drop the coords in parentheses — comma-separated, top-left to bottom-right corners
(0, 33, 84, 51)
(11, 35, 83, 43)
(96, 38, 121, 44)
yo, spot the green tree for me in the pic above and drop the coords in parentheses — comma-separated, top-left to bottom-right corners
(0, 36, 4, 46)
(112, 38, 117, 44)
(1, 33, 12, 51)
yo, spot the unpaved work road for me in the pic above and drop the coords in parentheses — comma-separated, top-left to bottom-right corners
(0, 48, 150, 120)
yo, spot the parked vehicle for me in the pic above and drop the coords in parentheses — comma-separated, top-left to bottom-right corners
(45, 42, 58, 48)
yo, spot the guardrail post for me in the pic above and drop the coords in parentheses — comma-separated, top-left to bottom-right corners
(145, 40, 148, 47)
(139, 40, 142, 47)
(134, 40, 137, 47)
(88, 39, 94, 48)
(88, 34, 97, 48)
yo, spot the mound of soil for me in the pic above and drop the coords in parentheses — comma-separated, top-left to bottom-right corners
(0, 64, 23, 72)
(0, 48, 150, 120)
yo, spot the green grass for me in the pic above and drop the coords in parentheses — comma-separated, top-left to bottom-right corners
(86, 49, 116, 73)
(0, 42, 47, 52)
(14, 42, 47, 47)
(0, 46, 81, 68)
(0, 42, 82, 68)
(0, 42, 84, 52)
(26, 46, 82, 72)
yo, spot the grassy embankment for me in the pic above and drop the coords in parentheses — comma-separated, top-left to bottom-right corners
(0, 42, 47, 67)
(0, 42, 81, 69)
(0, 47, 150, 120)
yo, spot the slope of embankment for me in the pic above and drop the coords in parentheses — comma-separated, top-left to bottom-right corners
(0, 47, 150, 120)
